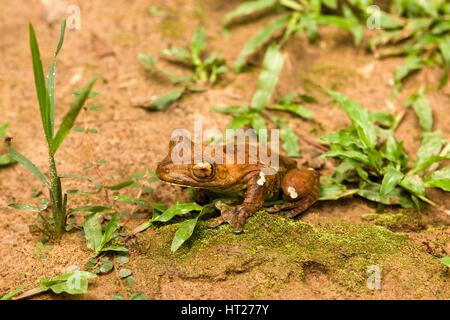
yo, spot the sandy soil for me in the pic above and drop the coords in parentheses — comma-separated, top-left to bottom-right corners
(0, 0, 449, 300)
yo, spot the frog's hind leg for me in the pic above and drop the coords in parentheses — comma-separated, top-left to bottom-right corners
(267, 168, 320, 218)
(271, 190, 319, 218)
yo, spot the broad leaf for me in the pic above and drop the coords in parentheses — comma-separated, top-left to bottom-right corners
(251, 44, 284, 111)
(328, 91, 377, 150)
(152, 202, 202, 223)
(405, 88, 433, 132)
(380, 167, 404, 196)
(425, 167, 450, 191)
(138, 88, 185, 111)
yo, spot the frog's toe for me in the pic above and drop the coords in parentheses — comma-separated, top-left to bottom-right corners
(208, 216, 226, 228)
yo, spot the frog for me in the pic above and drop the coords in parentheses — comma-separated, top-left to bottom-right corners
(156, 138, 320, 234)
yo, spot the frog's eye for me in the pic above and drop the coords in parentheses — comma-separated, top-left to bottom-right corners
(192, 162, 214, 179)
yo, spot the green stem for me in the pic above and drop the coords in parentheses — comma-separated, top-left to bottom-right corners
(49, 155, 65, 239)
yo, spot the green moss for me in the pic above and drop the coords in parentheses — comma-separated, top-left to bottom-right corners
(362, 212, 425, 231)
(134, 211, 447, 296)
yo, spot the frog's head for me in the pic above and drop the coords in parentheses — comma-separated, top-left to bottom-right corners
(156, 138, 261, 189)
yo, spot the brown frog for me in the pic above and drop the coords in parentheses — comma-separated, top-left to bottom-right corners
(156, 138, 320, 233)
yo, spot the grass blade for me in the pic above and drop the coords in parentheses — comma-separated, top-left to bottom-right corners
(235, 15, 290, 72)
(51, 77, 97, 155)
(29, 23, 52, 145)
(6, 138, 49, 187)
(46, 20, 67, 138)
(223, 0, 277, 26)
(251, 44, 284, 111)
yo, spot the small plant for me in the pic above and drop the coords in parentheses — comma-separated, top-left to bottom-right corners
(319, 90, 449, 212)
(132, 201, 217, 252)
(6, 21, 97, 239)
(223, 0, 366, 71)
(212, 44, 315, 156)
(83, 211, 128, 256)
(0, 271, 96, 300)
(0, 122, 15, 166)
(369, 0, 450, 93)
(137, 27, 228, 111)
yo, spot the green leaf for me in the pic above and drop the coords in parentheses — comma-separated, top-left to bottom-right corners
(161, 46, 191, 62)
(425, 167, 450, 191)
(114, 195, 150, 206)
(40, 271, 96, 295)
(235, 15, 290, 72)
(223, 0, 277, 26)
(139, 88, 185, 111)
(6, 139, 49, 187)
(103, 180, 134, 190)
(0, 122, 8, 139)
(84, 213, 103, 251)
(357, 183, 414, 208)
(211, 105, 249, 117)
(51, 77, 97, 155)
(0, 288, 23, 300)
(414, 132, 446, 172)
(227, 113, 253, 130)
(190, 27, 206, 65)
(319, 184, 358, 201)
(405, 88, 433, 132)
(269, 103, 314, 120)
(8, 203, 40, 212)
(279, 123, 301, 157)
(0, 154, 15, 166)
(152, 202, 202, 223)
(328, 91, 377, 150)
(98, 257, 113, 274)
(97, 213, 122, 254)
(46, 20, 67, 139)
(171, 217, 199, 252)
(251, 44, 284, 111)
(394, 56, 423, 93)
(250, 113, 266, 132)
(380, 168, 404, 196)
(440, 257, 450, 268)
(116, 256, 129, 265)
(29, 23, 52, 145)
(400, 175, 425, 196)
(321, 150, 370, 164)
(118, 268, 132, 278)
(72, 205, 114, 213)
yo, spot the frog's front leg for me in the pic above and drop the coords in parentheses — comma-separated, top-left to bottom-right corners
(209, 172, 270, 234)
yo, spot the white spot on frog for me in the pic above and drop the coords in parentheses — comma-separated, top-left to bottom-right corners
(257, 171, 266, 186)
(287, 186, 298, 199)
